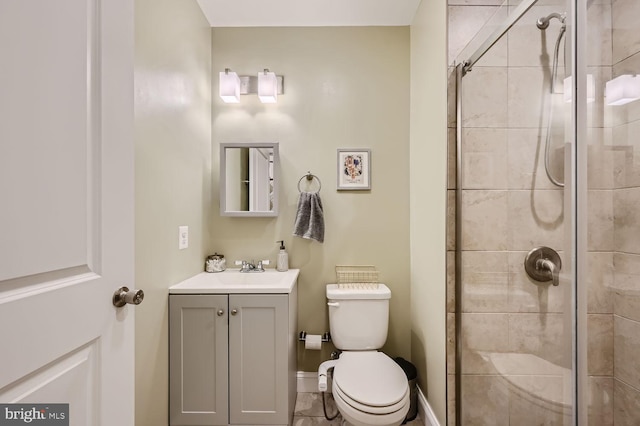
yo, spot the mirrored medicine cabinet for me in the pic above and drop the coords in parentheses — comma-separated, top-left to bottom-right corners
(219, 142, 279, 217)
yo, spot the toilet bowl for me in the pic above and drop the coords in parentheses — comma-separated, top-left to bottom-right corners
(331, 351, 410, 426)
(319, 284, 410, 426)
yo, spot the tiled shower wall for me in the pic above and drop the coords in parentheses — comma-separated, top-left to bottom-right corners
(609, 0, 640, 423)
(448, 0, 570, 423)
(447, 0, 640, 424)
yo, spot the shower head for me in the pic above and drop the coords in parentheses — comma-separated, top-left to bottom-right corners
(536, 12, 566, 30)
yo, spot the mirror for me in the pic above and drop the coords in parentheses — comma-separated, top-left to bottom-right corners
(220, 142, 278, 217)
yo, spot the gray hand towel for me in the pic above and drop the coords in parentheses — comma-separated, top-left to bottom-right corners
(293, 192, 324, 243)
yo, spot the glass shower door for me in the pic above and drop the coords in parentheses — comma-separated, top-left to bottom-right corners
(450, 0, 640, 423)
(451, 0, 575, 423)
(582, 0, 640, 424)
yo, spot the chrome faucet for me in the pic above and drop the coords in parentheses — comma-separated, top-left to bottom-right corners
(235, 259, 270, 272)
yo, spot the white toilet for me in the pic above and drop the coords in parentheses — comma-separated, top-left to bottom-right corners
(318, 284, 410, 426)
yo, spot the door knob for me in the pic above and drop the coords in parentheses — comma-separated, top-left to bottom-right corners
(231, 309, 238, 315)
(217, 309, 225, 316)
(112, 286, 145, 307)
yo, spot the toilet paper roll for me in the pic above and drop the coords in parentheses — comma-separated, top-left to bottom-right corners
(304, 334, 323, 351)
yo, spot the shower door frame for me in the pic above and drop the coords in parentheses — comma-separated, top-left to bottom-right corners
(572, 0, 588, 423)
(452, 0, 590, 424)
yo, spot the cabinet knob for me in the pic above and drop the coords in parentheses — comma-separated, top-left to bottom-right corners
(217, 309, 224, 316)
(231, 309, 238, 316)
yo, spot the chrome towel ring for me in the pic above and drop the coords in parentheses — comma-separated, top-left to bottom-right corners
(297, 171, 322, 193)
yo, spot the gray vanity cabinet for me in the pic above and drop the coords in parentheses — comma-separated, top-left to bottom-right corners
(170, 294, 228, 425)
(169, 291, 297, 426)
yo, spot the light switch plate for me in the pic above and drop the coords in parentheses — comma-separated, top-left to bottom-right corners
(178, 226, 188, 250)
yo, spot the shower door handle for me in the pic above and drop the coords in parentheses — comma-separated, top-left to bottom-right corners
(524, 246, 562, 286)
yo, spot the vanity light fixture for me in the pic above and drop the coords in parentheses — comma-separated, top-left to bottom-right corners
(605, 74, 640, 106)
(219, 68, 241, 103)
(563, 74, 595, 103)
(218, 68, 284, 104)
(258, 69, 278, 103)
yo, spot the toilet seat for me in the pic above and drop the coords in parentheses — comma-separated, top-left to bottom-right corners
(333, 351, 409, 408)
(334, 387, 409, 426)
(331, 351, 410, 426)
(334, 380, 409, 414)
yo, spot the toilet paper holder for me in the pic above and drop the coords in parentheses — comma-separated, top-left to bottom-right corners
(299, 331, 331, 343)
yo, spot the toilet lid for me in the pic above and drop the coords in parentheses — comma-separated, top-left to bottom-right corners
(333, 352, 408, 407)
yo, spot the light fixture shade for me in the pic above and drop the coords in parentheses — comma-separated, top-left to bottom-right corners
(563, 74, 595, 103)
(219, 70, 240, 103)
(606, 74, 640, 106)
(258, 70, 278, 103)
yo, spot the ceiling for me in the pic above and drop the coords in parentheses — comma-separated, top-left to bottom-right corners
(196, 0, 422, 27)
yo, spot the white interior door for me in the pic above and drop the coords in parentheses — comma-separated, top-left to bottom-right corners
(0, 0, 135, 425)
(249, 148, 271, 211)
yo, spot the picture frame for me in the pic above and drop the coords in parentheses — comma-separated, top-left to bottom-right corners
(337, 149, 371, 190)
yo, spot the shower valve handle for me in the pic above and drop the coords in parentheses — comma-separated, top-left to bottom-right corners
(524, 246, 562, 286)
(537, 258, 560, 286)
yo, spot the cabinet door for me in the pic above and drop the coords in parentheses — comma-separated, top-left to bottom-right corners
(229, 294, 289, 425)
(169, 295, 229, 425)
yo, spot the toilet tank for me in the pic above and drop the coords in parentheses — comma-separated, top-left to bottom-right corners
(326, 284, 391, 350)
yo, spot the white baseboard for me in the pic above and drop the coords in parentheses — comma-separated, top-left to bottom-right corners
(297, 372, 440, 426)
(297, 371, 319, 393)
(297, 371, 333, 393)
(417, 386, 440, 426)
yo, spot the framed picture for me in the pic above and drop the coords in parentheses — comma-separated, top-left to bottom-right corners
(337, 149, 371, 190)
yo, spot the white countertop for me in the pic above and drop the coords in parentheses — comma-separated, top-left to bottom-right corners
(169, 268, 300, 294)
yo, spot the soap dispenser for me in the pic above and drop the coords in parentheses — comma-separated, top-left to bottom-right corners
(276, 240, 289, 272)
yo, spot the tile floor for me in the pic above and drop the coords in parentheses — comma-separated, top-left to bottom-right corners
(293, 392, 423, 425)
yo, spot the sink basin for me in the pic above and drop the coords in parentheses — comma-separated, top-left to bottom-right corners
(169, 269, 300, 294)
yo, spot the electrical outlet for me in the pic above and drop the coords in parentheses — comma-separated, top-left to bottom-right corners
(178, 226, 188, 249)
